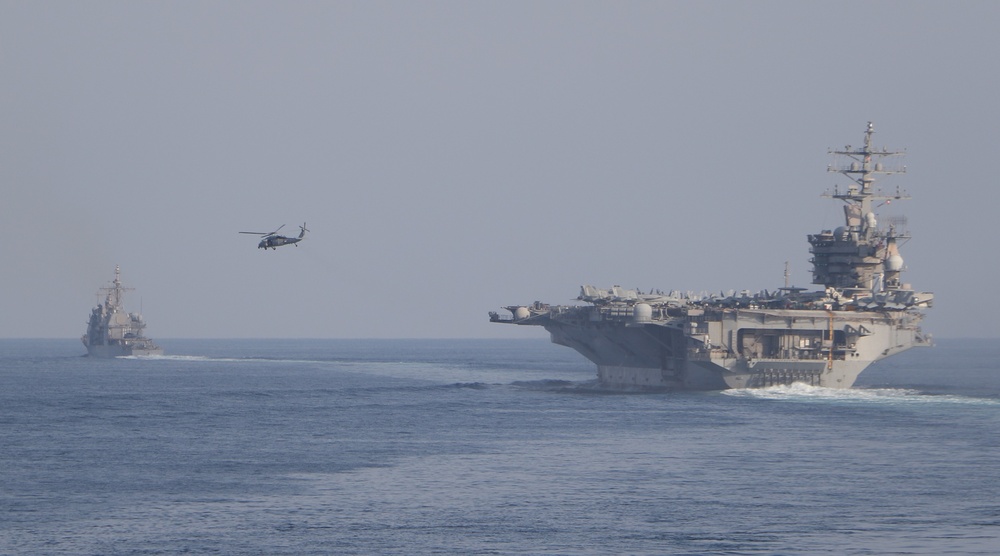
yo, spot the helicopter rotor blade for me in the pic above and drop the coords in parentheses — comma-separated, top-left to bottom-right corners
(240, 224, 285, 237)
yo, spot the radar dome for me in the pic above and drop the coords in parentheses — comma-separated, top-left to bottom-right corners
(885, 254, 904, 272)
(513, 307, 531, 320)
(834, 226, 849, 240)
(633, 303, 653, 324)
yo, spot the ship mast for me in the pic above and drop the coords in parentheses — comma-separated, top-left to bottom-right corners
(100, 265, 134, 311)
(825, 121, 910, 239)
(810, 122, 913, 292)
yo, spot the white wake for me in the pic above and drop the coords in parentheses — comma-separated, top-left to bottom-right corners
(722, 381, 999, 406)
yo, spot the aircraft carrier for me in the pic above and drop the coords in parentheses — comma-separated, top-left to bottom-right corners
(490, 123, 932, 389)
(82, 266, 163, 357)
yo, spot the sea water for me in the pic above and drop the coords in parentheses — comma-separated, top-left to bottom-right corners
(1, 338, 998, 555)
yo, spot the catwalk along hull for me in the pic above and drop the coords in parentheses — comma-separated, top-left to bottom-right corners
(82, 266, 163, 358)
(491, 123, 932, 390)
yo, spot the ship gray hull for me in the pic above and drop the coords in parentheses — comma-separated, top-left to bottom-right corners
(84, 343, 163, 358)
(593, 360, 869, 390)
(532, 305, 929, 390)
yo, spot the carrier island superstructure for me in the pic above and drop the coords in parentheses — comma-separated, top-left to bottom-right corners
(490, 123, 932, 389)
(82, 266, 163, 357)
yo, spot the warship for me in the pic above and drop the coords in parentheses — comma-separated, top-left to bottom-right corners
(81, 266, 163, 357)
(490, 123, 933, 389)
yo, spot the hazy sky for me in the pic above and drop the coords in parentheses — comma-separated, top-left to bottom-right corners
(3, 1, 999, 339)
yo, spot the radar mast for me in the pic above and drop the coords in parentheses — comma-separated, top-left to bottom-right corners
(810, 122, 913, 292)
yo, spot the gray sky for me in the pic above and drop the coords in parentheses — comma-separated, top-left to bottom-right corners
(2, 1, 998, 339)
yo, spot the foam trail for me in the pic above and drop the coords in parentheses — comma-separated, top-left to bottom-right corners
(117, 354, 307, 364)
(723, 382, 1000, 406)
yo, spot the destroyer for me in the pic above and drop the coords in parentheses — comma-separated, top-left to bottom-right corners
(490, 123, 932, 389)
(81, 266, 163, 357)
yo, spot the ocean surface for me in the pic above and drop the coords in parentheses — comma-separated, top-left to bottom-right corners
(1, 338, 998, 555)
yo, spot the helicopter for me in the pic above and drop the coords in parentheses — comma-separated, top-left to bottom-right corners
(240, 223, 309, 250)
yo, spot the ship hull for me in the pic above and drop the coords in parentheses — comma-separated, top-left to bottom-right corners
(594, 359, 870, 390)
(536, 307, 928, 391)
(84, 343, 163, 358)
